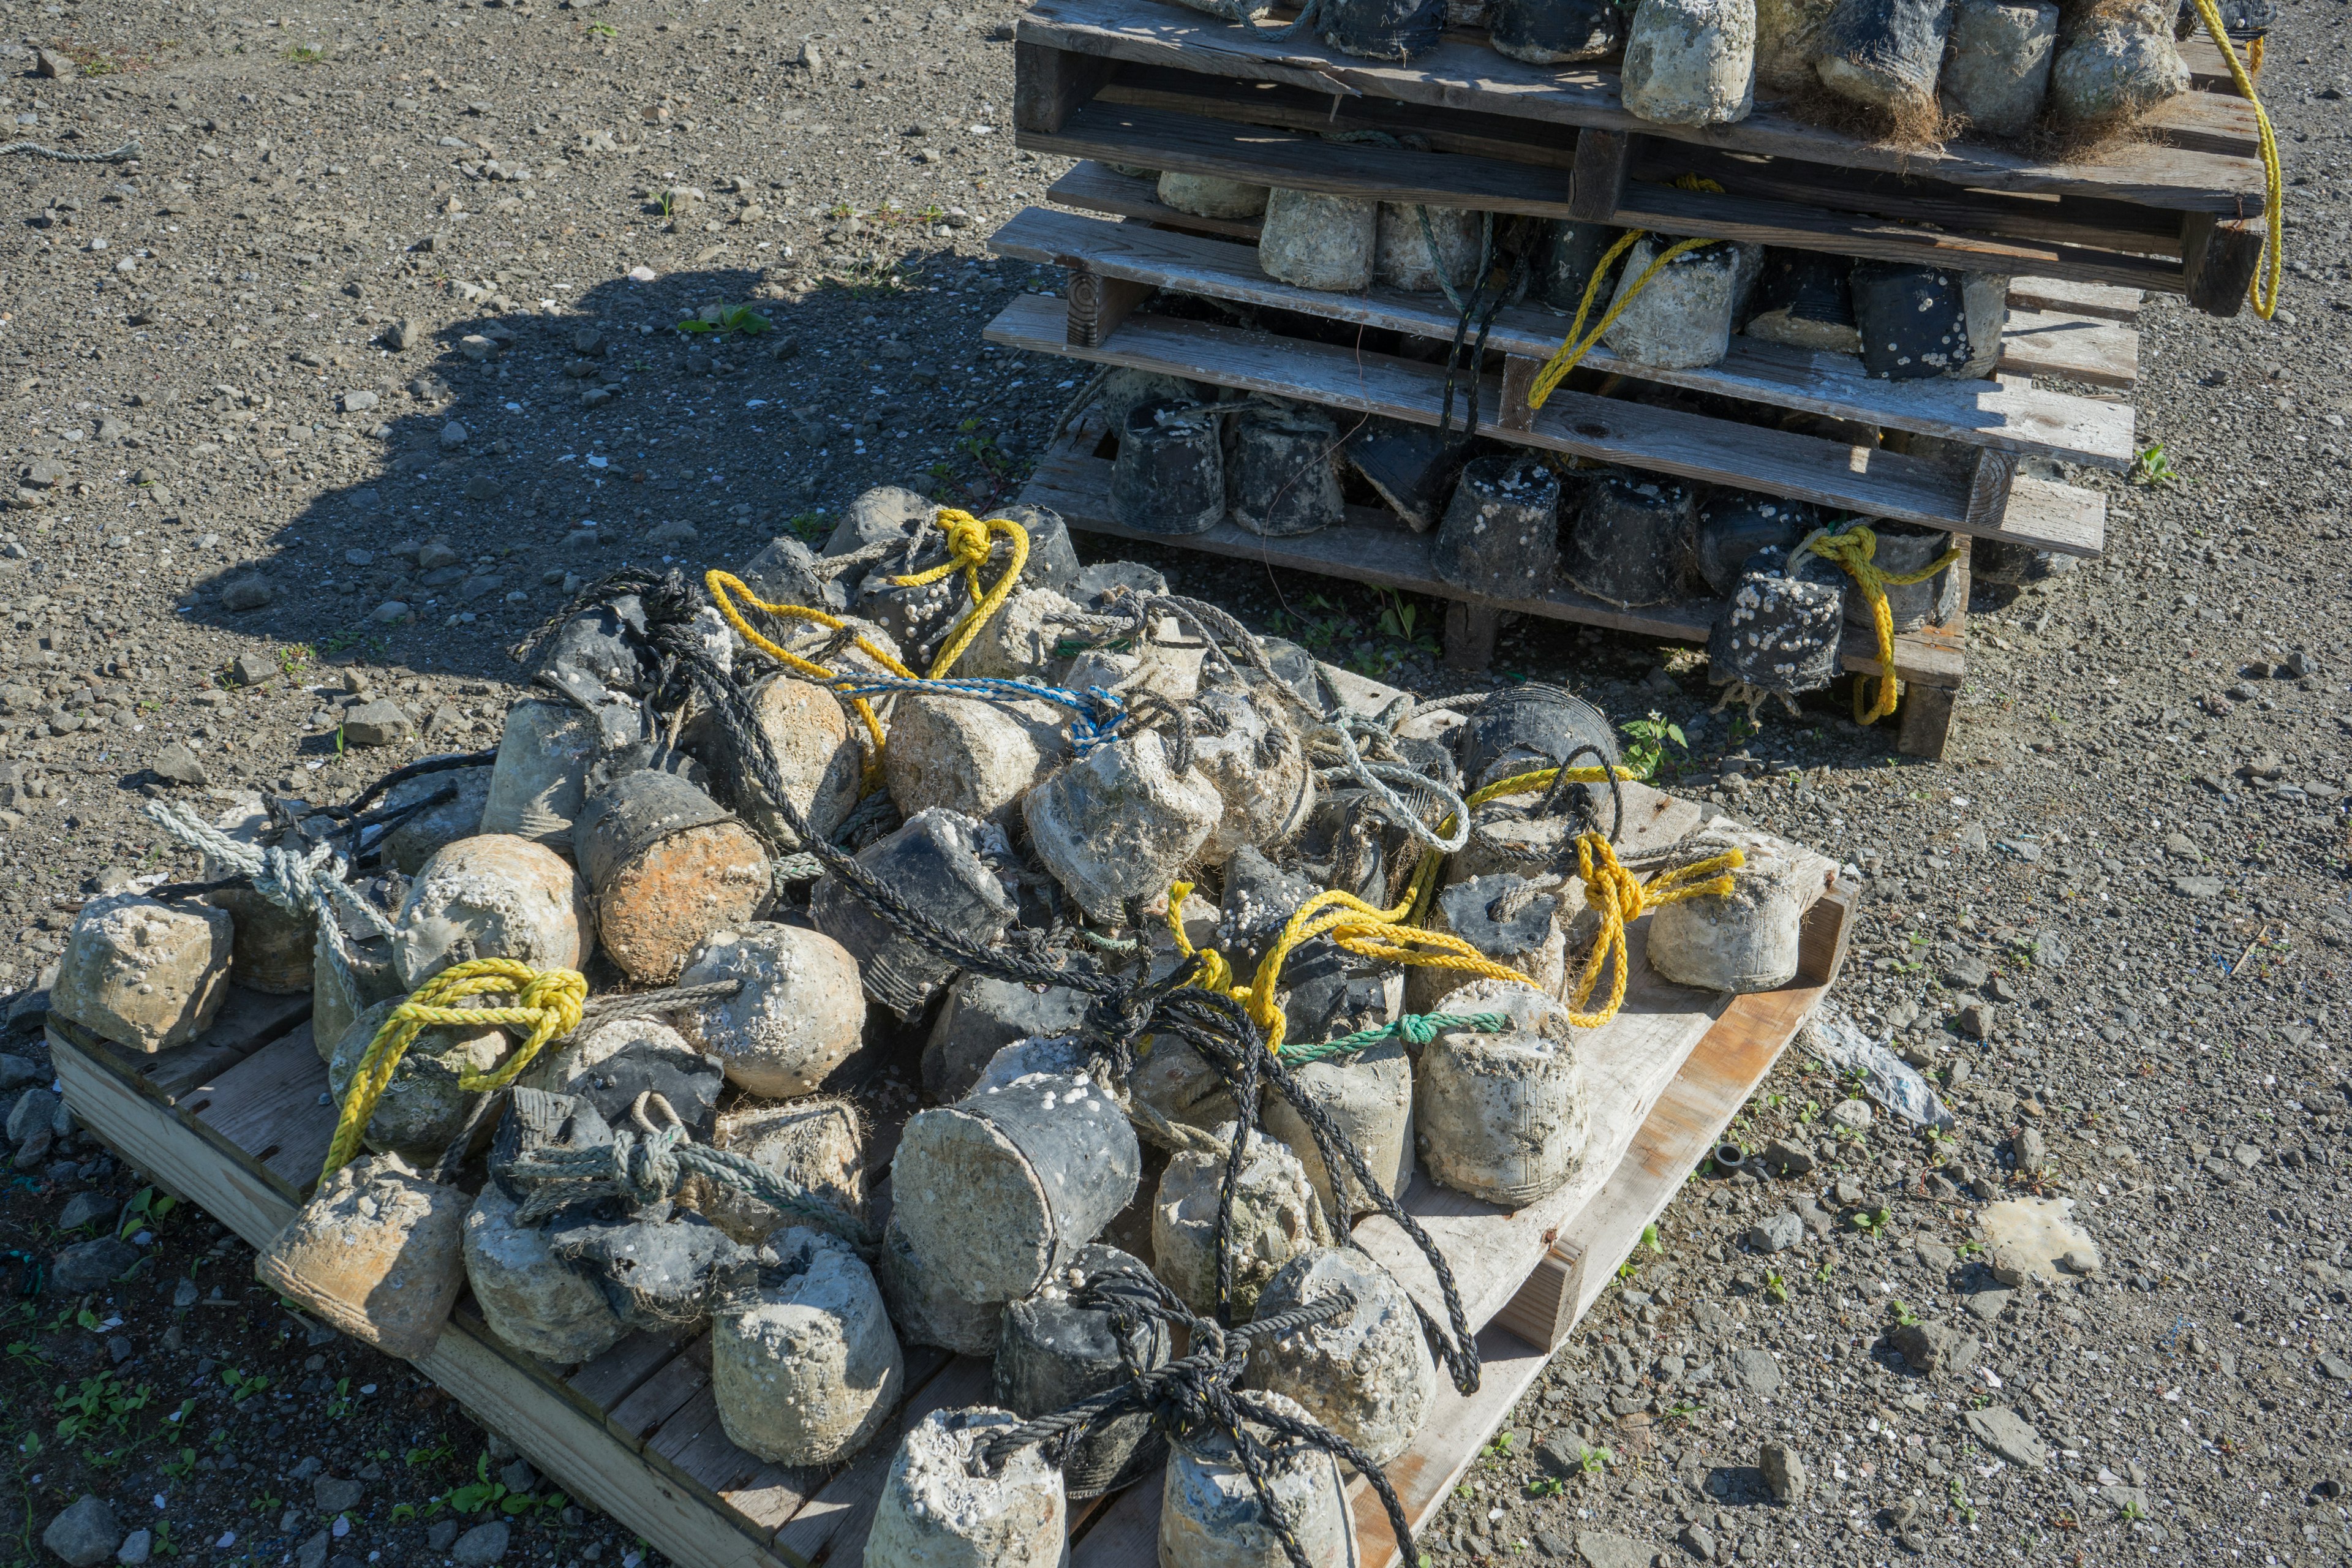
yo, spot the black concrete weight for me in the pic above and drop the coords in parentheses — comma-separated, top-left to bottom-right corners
(1707, 545, 1847, 698)
(1539, 219, 1628, 315)
(1227, 402, 1345, 538)
(1852, 262, 1972, 379)
(1491, 0, 1626, 62)
(1109, 400, 1225, 535)
(992, 1243, 1172, 1499)
(1561, 470, 1696, 608)
(1696, 492, 1817, 597)
(1743, 250, 1860, 354)
(1431, 454, 1562, 600)
(1345, 417, 1467, 533)
(1318, 0, 1447, 60)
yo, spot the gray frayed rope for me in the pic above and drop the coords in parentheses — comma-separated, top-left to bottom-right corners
(4, 138, 142, 164)
(139, 799, 398, 991)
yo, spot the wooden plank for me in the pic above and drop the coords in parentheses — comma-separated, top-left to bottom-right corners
(1014, 38, 1115, 135)
(986, 293, 2105, 559)
(568, 1331, 696, 1424)
(1048, 160, 1263, 239)
(771, 1355, 998, 1567)
(1995, 306, 2141, 390)
(417, 1318, 794, 1568)
(185, 1027, 330, 1201)
(2179, 31, 2264, 91)
(2005, 274, 2143, 323)
(1017, 418, 1972, 689)
(48, 987, 313, 1107)
(989, 205, 2136, 466)
(49, 1026, 300, 1249)
(1017, 0, 2267, 213)
(1568, 127, 1635, 222)
(609, 1337, 716, 1450)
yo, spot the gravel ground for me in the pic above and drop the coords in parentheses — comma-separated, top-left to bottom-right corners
(3, 2, 2349, 1567)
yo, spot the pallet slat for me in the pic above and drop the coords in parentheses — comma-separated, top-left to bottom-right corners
(986, 293, 2105, 559)
(990, 205, 2136, 464)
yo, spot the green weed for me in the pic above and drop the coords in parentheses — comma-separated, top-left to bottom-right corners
(676, 303, 771, 337)
(1620, 711, 1686, 782)
(284, 44, 326, 64)
(2130, 443, 2179, 488)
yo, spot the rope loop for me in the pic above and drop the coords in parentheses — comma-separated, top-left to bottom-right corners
(1562, 832, 1743, 1028)
(1789, 524, 1960, 726)
(321, 958, 587, 1180)
(2190, 0, 2283, 319)
(884, 508, 1031, 678)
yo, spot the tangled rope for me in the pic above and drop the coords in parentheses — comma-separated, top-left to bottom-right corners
(4, 138, 142, 163)
(883, 508, 1030, 677)
(1283, 1008, 1510, 1066)
(323, 958, 587, 1179)
(140, 800, 399, 995)
(1559, 831, 1742, 1027)
(627, 571, 1479, 1378)
(1789, 524, 1959, 725)
(508, 1090, 871, 1246)
(831, 673, 1129, 756)
(976, 1262, 1416, 1568)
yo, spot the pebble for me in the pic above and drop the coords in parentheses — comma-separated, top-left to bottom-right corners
(116, 1528, 153, 1564)
(0, 1055, 38, 1091)
(1757, 1137, 1815, 1176)
(382, 320, 419, 352)
(1759, 1439, 1807, 1502)
(1745, 1211, 1803, 1253)
(1573, 1531, 1653, 1568)
(313, 1477, 364, 1515)
(341, 390, 379, 413)
(1726, 1346, 1782, 1395)
(52, 1237, 140, 1292)
(2015, 1125, 2048, 1174)
(42, 1497, 121, 1568)
(151, 741, 209, 786)
(221, 578, 274, 612)
(1963, 1405, 2049, 1468)
(450, 1520, 510, 1566)
(57, 1191, 117, 1231)
(1826, 1098, 1873, 1132)
(341, 699, 415, 747)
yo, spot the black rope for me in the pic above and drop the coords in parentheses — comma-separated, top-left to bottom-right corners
(582, 568, 1480, 1402)
(337, 748, 499, 818)
(974, 1265, 1419, 1568)
(1435, 217, 1537, 440)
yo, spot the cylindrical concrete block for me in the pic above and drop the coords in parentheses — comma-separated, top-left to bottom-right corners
(1227, 403, 1344, 539)
(1742, 249, 1860, 355)
(1160, 1389, 1357, 1568)
(1409, 875, 1567, 1012)
(1259, 1038, 1414, 1221)
(867, 1407, 1068, 1568)
(1098, 371, 1207, 439)
(1707, 545, 1847, 696)
(463, 1179, 628, 1364)
(877, 1216, 1009, 1355)
(1319, 0, 1448, 58)
(1375, 203, 1482, 295)
(2050, 7, 2188, 126)
(575, 772, 769, 985)
(391, 834, 595, 989)
(1491, 0, 1626, 61)
(1431, 454, 1561, 601)
(551, 1207, 748, 1335)
(1940, 0, 2057, 138)
(1755, 0, 1838, 88)
(680, 674, 862, 852)
(328, 994, 512, 1163)
(1415, 979, 1590, 1206)
(688, 1099, 867, 1246)
(1457, 681, 1620, 791)
(1622, 0, 1758, 126)
(1696, 492, 1814, 597)
(527, 1016, 723, 1141)
(885, 693, 1069, 828)
(677, 922, 867, 1098)
(1812, 0, 1954, 110)
(993, 1244, 1171, 1499)
(1111, 400, 1226, 537)
(1243, 1246, 1437, 1464)
(480, 697, 600, 851)
(1957, 269, 2010, 378)
(1188, 686, 1316, 868)
(1539, 219, 1628, 314)
(922, 973, 1094, 1104)
(1345, 417, 1466, 533)
(1601, 238, 1747, 369)
(1646, 828, 1812, 992)
(254, 1153, 467, 1360)
(379, 764, 494, 876)
(1153, 1124, 1322, 1319)
(713, 1226, 903, 1466)
(312, 934, 404, 1066)
(808, 809, 1018, 1020)
(1562, 470, 1697, 607)
(202, 801, 315, 994)
(1842, 524, 1959, 630)
(1024, 730, 1224, 924)
(894, 1069, 1144, 1305)
(1130, 1033, 1241, 1150)
(1852, 262, 1972, 379)
(953, 586, 1087, 681)
(51, 894, 234, 1054)
(1259, 188, 1378, 292)
(1158, 172, 1270, 219)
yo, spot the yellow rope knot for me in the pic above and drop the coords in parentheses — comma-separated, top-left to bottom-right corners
(1791, 525, 1961, 727)
(884, 508, 1030, 679)
(321, 957, 588, 1181)
(704, 568, 914, 782)
(1561, 833, 1742, 1029)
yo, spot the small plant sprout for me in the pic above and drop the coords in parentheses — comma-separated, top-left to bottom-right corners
(2130, 442, 2179, 488)
(1764, 1270, 1790, 1304)
(677, 304, 772, 337)
(1620, 710, 1687, 782)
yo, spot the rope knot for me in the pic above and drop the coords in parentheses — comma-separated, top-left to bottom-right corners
(1790, 524, 1960, 726)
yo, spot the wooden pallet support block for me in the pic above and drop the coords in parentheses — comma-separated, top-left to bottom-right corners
(1964, 447, 2021, 532)
(1014, 40, 1114, 135)
(1442, 601, 1501, 672)
(1568, 129, 1636, 223)
(2179, 210, 2268, 319)
(1496, 354, 1537, 435)
(1066, 270, 1153, 349)
(1898, 682, 1961, 760)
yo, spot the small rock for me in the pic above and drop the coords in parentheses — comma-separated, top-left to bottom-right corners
(57, 1191, 117, 1231)
(230, 652, 275, 687)
(1727, 1347, 1782, 1395)
(450, 1521, 510, 1567)
(116, 1528, 153, 1565)
(1575, 1532, 1654, 1568)
(296, 1531, 329, 1568)
(1757, 1137, 1815, 1177)
(43, 1496, 123, 1568)
(1963, 1288, 2013, 1322)
(497, 1460, 537, 1494)
(1746, 1211, 1804, 1253)
(1889, 1320, 1980, 1378)
(417, 540, 461, 570)
(369, 601, 411, 624)
(2015, 1126, 2048, 1174)
(440, 421, 470, 450)
(1963, 1405, 2049, 1468)
(2173, 875, 2223, 900)
(1677, 1523, 1716, 1561)
(1943, 956, 1992, 990)
(459, 334, 496, 361)
(151, 742, 209, 787)
(2231, 1142, 2262, 1169)
(52, 1237, 140, 1292)
(426, 1521, 460, 1551)
(1957, 1001, 1996, 1039)
(312, 1477, 364, 1515)
(221, 578, 274, 612)
(2317, 1354, 2352, 1382)
(1759, 1439, 1807, 1502)
(1827, 1098, 1873, 1132)
(0, 1056, 39, 1091)
(341, 390, 379, 413)
(383, 320, 420, 352)
(340, 699, 415, 748)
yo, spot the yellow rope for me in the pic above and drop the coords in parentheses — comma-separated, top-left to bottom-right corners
(1526, 175, 1726, 412)
(1559, 833, 1743, 1028)
(883, 509, 1030, 679)
(2191, 0, 2283, 320)
(704, 570, 911, 778)
(321, 957, 587, 1182)
(1792, 526, 1961, 726)
(1399, 765, 1637, 922)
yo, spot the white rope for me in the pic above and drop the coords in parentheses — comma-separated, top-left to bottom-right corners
(1306, 718, 1471, 856)
(138, 801, 399, 992)
(3, 138, 143, 164)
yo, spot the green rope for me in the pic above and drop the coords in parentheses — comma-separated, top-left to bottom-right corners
(1284, 1009, 1512, 1066)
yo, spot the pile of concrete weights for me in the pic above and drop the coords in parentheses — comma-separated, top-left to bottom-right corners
(48, 484, 1816, 1568)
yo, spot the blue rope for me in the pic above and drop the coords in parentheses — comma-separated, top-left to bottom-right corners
(831, 674, 1129, 755)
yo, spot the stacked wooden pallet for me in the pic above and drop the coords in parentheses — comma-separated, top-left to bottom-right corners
(53, 783, 1854, 1568)
(981, 0, 2260, 753)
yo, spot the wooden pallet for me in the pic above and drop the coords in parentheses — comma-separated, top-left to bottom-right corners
(1016, 0, 2272, 314)
(1041, 164, 2148, 393)
(50, 784, 1853, 1568)
(1017, 415, 1971, 758)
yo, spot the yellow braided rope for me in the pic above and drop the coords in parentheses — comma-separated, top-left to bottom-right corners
(704, 568, 912, 773)
(1792, 526, 1961, 726)
(1400, 765, 1638, 922)
(2191, 0, 2282, 320)
(884, 509, 1030, 679)
(1527, 175, 1727, 412)
(1559, 832, 1742, 1028)
(320, 957, 587, 1182)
